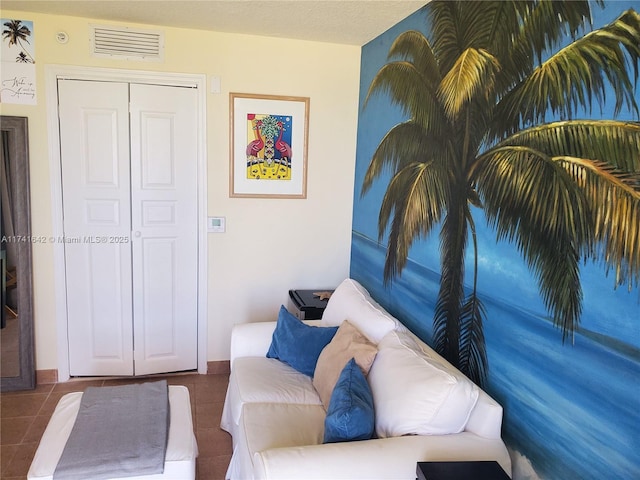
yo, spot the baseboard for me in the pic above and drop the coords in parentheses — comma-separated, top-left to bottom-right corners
(207, 360, 230, 374)
(35, 364, 228, 384)
(36, 369, 58, 385)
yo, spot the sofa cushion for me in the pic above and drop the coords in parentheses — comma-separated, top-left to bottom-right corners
(267, 305, 338, 377)
(368, 330, 479, 437)
(313, 320, 377, 409)
(228, 402, 326, 480)
(221, 357, 322, 436)
(323, 358, 375, 443)
(321, 279, 397, 344)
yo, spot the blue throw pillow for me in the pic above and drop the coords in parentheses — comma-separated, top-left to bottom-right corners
(323, 358, 375, 443)
(266, 306, 338, 377)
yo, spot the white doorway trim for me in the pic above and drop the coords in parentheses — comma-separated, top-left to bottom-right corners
(45, 64, 208, 381)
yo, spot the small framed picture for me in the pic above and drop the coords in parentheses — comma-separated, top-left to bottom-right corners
(229, 93, 309, 198)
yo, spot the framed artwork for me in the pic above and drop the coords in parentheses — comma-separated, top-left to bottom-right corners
(1, 19, 37, 104)
(230, 93, 309, 198)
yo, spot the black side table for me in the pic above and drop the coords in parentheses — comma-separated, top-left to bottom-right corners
(417, 461, 510, 480)
(287, 289, 333, 320)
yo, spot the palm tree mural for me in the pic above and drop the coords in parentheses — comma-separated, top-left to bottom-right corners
(2, 20, 35, 64)
(362, 0, 640, 385)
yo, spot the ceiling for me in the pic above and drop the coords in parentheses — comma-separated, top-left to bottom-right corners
(2, 1, 427, 46)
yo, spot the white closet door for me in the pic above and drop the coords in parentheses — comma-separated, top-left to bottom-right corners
(59, 80, 199, 377)
(59, 80, 134, 376)
(129, 84, 198, 375)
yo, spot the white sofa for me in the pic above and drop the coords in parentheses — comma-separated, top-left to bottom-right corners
(221, 279, 511, 480)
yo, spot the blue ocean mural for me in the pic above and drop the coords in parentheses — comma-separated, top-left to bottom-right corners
(352, 2, 640, 479)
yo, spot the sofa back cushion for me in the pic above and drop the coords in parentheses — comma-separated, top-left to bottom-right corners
(368, 330, 479, 437)
(321, 279, 397, 344)
(267, 306, 338, 377)
(313, 320, 377, 409)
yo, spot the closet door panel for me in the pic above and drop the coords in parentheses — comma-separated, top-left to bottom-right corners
(129, 84, 198, 375)
(58, 79, 134, 376)
(138, 238, 177, 355)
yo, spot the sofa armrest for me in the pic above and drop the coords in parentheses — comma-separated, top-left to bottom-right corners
(229, 320, 322, 367)
(253, 434, 511, 480)
(230, 322, 277, 366)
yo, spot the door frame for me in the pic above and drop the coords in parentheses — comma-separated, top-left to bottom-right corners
(45, 65, 208, 381)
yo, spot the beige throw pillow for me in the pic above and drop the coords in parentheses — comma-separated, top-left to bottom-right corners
(313, 320, 378, 409)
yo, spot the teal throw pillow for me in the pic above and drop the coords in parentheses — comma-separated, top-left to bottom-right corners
(266, 305, 338, 377)
(323, 358, 375, 443)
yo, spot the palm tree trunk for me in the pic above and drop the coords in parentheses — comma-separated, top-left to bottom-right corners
(433, 186, 468, 368)
(17, 38, 35, 63)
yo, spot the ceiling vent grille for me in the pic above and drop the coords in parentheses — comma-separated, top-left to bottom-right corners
(90, 25, 164, 62)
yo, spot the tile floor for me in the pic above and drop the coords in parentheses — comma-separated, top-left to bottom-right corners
(0, 373, 233, 480)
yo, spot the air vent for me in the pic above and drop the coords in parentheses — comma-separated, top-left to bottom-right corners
(90, 25, 164, 62)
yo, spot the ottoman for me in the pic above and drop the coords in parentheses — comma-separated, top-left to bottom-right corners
(28, 385, 198, 480)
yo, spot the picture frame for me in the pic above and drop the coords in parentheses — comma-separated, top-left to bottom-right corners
(230, 93, 309, 198)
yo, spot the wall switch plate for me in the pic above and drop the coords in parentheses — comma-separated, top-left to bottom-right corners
(210, 76, 221, 94)
(207, 216, 225, 233)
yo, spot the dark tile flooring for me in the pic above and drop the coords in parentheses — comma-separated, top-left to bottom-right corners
(0, 373, 232, 480)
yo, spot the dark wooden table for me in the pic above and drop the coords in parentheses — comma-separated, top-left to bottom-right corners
(417, 461, 510, 480)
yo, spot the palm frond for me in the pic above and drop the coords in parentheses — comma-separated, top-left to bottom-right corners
(458, 293, 487, 384)
(494, 8, 640, 138)
(476, 1, 533, 95)
(474, 146, 592, 337)
(476, 146, 593, 245)
(514, 0, 594, 64)
(364, 61, 448, 131)
(496, 1, 602, 94)
(458, 211, 487, 385)
(378, 162, 449, 281)
(557, 156, 640, 289)
(387, 30, 441, 89)
(500, 120, 640, 173)
(525, 228, 583, 337)
(428, 1, 461, 75)
(432, 292, 451, 364)
(438, 48, 501, 121)
(483, 121, 640, 289)
(429, 1, 507, 73)
(362, 121, 436, 197)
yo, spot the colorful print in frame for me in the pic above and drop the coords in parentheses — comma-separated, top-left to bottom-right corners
(230, 93, 309, 198)
(246, 113, 292, 180)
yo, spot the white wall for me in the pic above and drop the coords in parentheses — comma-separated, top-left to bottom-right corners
(0, 10, 360, 370)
